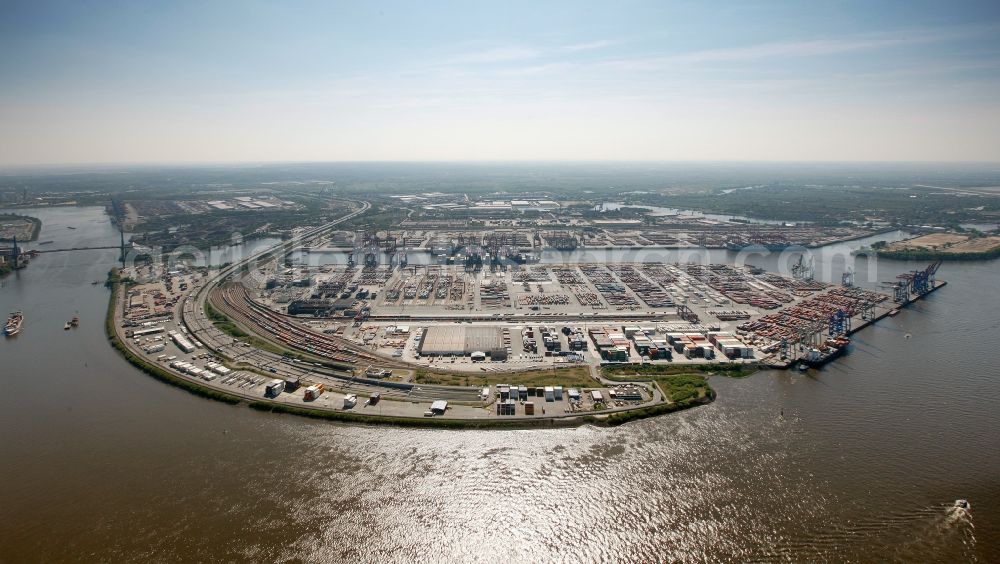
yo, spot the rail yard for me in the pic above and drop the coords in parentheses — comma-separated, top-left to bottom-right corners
(105, 195, 950, 425)
(114, 266, 664, 421)
(107, 202, 670, 422)
(112, 234, 944, 424)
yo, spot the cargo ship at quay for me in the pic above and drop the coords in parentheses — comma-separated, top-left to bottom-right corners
(799, 337, 850, 370)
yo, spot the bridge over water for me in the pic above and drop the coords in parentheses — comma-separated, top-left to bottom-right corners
(34, 245, 125, 253)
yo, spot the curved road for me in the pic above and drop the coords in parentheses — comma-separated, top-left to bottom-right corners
(179, 200, 485, 402)
(113, 198, 669, 419)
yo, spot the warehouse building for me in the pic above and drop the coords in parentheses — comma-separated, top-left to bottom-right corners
(417, 326, 505, 358)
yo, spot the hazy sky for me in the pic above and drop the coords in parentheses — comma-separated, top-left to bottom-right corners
(2, 0, 1000, 165)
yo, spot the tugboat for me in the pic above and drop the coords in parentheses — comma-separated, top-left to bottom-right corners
(4, 311, 23, 336)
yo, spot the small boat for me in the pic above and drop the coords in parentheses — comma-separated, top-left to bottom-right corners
(4, 311, 23, 336)
(343, 394, 357, 408)
(38, 240, 54, 245)
(955, 499, 971, 510)
(798, 363, 808, 372)
(64, 322, 71, 330)
(70, 315, 79, 327)
(66, 226, 76, 230)
(888, 309, 899, 317)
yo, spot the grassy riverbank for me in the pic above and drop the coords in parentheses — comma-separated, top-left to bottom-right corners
(414, 365, 595, 387)
(858, 232, 1000, 261)
(605, 371, 711, 403)
(596, 366, 717, 427)
(872, 246, 1000, 260)
(601, 386, 716, 426)
(599, 362, 747, 406)
(602, 362, 756, 379)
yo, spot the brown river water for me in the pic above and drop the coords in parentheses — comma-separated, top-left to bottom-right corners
(1, 207, 997, 562)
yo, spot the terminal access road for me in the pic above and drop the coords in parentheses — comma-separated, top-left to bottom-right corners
(112, 199, 669, 421)
(179, 200, 487, 403)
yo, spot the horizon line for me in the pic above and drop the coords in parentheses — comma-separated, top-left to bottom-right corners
(3, 158, 1000, 173)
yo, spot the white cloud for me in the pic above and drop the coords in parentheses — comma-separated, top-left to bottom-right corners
(595, 24, 1000, 73)
(562, 39, 617, 52)
(444, 46, 541, 64)
(438, 39, 617, 68)
(665, 37, 908, 64)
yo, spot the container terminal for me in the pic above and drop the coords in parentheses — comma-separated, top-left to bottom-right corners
(288, 221, 880, 267)
(106, 197, 947, 422)
(112, 248, 945, 422)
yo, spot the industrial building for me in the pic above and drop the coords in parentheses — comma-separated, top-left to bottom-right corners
(417, 326, 505, 358)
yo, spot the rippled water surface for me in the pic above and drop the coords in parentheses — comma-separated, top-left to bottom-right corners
(1, 208, 997, 562)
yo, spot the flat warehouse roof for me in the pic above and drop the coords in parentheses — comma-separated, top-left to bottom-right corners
(464, 326, 503, 353)
(419, 326, 503, 355)
(419, 326, 466, 354)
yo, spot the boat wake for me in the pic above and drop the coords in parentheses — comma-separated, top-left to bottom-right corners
(896, 500, 977, 561)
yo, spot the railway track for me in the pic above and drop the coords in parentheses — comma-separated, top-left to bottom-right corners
(212, 283, 385, 367)
(180, 200, 484, 402)
(183, 199, 373, 367)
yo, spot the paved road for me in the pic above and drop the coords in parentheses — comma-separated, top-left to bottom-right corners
(115, 199, 670, 419)
(178, 200, 484, 402)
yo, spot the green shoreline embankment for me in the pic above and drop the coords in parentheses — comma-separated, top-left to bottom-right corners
(106, 270, 715, 429)
(870, 247, 1000, 261)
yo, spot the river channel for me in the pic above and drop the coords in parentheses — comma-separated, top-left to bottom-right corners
(1, 207, 996, 562)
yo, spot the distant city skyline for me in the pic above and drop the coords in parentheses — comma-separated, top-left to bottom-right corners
(2, 0, 999, 165)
